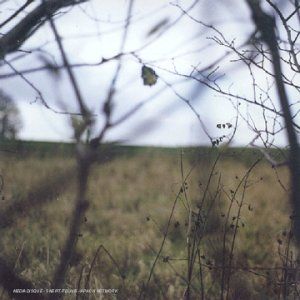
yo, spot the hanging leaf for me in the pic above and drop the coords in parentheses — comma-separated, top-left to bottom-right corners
(141, 65, 158, 86)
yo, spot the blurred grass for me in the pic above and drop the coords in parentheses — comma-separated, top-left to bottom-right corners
(0, 141, 292, 299)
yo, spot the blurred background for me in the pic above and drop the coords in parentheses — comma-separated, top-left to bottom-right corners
(1, 1, 300, 299)
(0, 0, 295, 147)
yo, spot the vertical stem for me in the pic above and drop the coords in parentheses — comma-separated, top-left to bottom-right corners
(246, 0, 300, 246)
(51, 155, 90, 293)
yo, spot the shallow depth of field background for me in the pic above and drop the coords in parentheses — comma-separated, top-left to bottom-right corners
(0, 142, 292, 299)
(1, 0, 299, 299)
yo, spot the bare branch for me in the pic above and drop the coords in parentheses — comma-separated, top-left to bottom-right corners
(0, 0, 88, 57)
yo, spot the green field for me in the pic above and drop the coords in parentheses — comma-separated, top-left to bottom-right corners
(0, 141, 294, 299)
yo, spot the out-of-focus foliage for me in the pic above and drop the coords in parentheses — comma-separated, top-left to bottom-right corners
(0, 146, 291, 299)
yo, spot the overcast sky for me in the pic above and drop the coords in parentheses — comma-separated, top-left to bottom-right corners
(0, 0, 295, 147)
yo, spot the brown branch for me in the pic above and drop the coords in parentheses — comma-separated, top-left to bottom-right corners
(0, 0, 88, 57)
(48, 0, 135, 292)
(0, 54, 123, 79)
(0, 0, 34, 29)
(45, 15, 91, 292)
(46, 6, 89, 118)
(2, 58, 84, 116)
(50, 154, 91, 295)
(89, 0, 135, 148)
(266, 0, 300, 73)
(246, 0, 300, 245)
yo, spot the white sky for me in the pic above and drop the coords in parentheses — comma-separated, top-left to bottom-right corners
(0, 0, 297, 147)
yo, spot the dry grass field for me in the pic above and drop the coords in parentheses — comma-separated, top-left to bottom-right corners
(0, 144, 295, 299)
